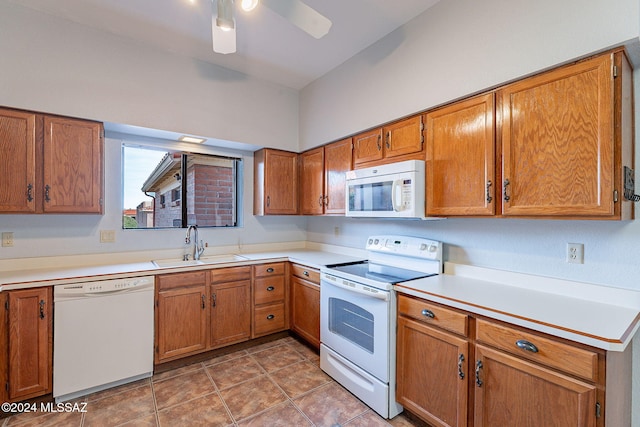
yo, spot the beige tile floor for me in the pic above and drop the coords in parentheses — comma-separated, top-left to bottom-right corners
(1, 337, 424, 427)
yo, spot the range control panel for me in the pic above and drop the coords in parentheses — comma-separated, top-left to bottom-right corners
(366, 235, 442, 261)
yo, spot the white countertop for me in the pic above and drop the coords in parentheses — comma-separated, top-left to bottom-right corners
(0, 249, 364, 291)
(395, 263, 640, 352)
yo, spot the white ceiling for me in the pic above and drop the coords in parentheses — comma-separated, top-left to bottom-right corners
(9, 0, 440, 90)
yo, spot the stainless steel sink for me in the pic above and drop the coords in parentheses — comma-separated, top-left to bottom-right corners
(152, 254, 248, 268)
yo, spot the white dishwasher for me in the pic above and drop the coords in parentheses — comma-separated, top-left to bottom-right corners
(53, 276, 155, 402)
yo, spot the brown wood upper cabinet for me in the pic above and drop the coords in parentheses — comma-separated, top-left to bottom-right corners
(499, 50, 634, 219)
(0, 107, 103, 214)
(426, 93, 496, 216)
(353, 115, 424, 168)
(299, 138, 352, 215)
(254, 148, 299, 215)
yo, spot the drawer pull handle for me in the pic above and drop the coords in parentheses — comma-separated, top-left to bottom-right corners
(515, 339, 539, 353)
(266, 267, 274, 273)
(266, 286, 275, 291)
(458, 353, 465, 380)
(475, 360, 483, 387)
(303, 271, 309, 276)
(266, 314, 275, 320)
(201, 294, 206, 310)
(421, 309, 435, 318)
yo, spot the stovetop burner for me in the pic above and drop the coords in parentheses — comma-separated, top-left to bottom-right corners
(327, 261, 436, 285)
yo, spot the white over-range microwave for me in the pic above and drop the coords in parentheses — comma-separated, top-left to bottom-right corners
(345, 160, 425, 219)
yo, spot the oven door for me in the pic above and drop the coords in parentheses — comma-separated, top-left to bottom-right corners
(320, 276, 390, 382)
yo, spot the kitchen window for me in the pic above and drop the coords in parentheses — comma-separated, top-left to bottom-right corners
(122, 145, 240, 229)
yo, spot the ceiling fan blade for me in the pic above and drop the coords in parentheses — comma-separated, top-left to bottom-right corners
(212, 0, 236, 54)
(261, 0, 332, 39)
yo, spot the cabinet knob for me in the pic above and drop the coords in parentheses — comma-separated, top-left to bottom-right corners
(303, 271, 309, 276)
(421, 309, 435, 318)
(266, 314, 275, 320)
(266, 286, 275, 291)
(266, 267, 274, 273)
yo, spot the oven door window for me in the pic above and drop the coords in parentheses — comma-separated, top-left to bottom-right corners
(328, 297, 374, 353)
(348, 181, 393, 212)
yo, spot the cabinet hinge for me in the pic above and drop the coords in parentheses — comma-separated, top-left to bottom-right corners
(351, 142, 354, 151)
(613, 65, 618, 78)
(614, 190, 619, 203)
(595, 402, 601, 418)
(99, 198, 103, 206)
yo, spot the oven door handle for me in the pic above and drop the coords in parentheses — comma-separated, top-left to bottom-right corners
(322, 279, 389, 301)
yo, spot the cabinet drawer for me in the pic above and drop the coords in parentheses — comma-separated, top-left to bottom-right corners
(157, 271, 206, 291)
(254, 277, 285, 305)
(254, 262, 285, 277)
(210, 266, 251, 284)
(291, 264, 320, 283)
(398, 295, 468, 336)
(254, 303, 286, 336)
(475, 319, 599, 382)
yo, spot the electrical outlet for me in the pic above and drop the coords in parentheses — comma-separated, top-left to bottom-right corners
(100, 230, 116, 243)
(566, 243, 584, 264)
(2, 232, 14, 247)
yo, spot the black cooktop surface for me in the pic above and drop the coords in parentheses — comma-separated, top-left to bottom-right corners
(326, 261, 436, 284)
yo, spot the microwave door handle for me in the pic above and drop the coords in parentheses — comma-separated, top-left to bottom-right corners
(392, 179, 402, 212)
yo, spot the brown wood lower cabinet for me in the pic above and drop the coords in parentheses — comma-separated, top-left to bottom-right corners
(1, 287, 53, 401)
(290, 264, 320, 348)
(252, 262, 288, 338)
(210, 267, 251, 348)
(396, 294, 617, 427)
(396, 296, 468, 427)
(155, 271, 208, 363)
(156, 267, 254, 363)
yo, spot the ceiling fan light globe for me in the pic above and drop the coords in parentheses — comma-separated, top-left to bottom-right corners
(240, 0, 259, 12)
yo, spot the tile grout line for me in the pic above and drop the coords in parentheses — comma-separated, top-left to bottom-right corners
(201, 361, 237, 426)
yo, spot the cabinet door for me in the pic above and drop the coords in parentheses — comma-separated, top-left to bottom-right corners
(353, 128, 383, 167)
(0, 108, 37, 213)
(474, 345, 597, 427)
(324, 138, 352, 215)
(426, 94, 495, 216)
(156, 285, 207, 362)
(299, 147, 325, 215)
(290, 277, 320, 348)
(264, 149, 298, 214)
(397, 316, 468, 427)
(500, 54, 614, 217)
(8, 287, 52, 401)
(43, 116, 103, 213)
(383, 116, 424, 159)
(210, 280, 251, 348)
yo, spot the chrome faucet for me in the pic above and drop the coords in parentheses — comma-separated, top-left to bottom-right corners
(185, 225, 205, 261)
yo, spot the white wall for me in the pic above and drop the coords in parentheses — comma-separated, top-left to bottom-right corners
(0, 2, 299, 151)
(300, 1, 640, 423)
(300, 0, 640, 148)
(0, 137, 307, 260)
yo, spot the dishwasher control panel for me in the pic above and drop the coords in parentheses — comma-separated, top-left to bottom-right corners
(55, 276, 154, 297)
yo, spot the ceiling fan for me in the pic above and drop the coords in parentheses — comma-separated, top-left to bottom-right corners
(212, 0, 332, 54)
